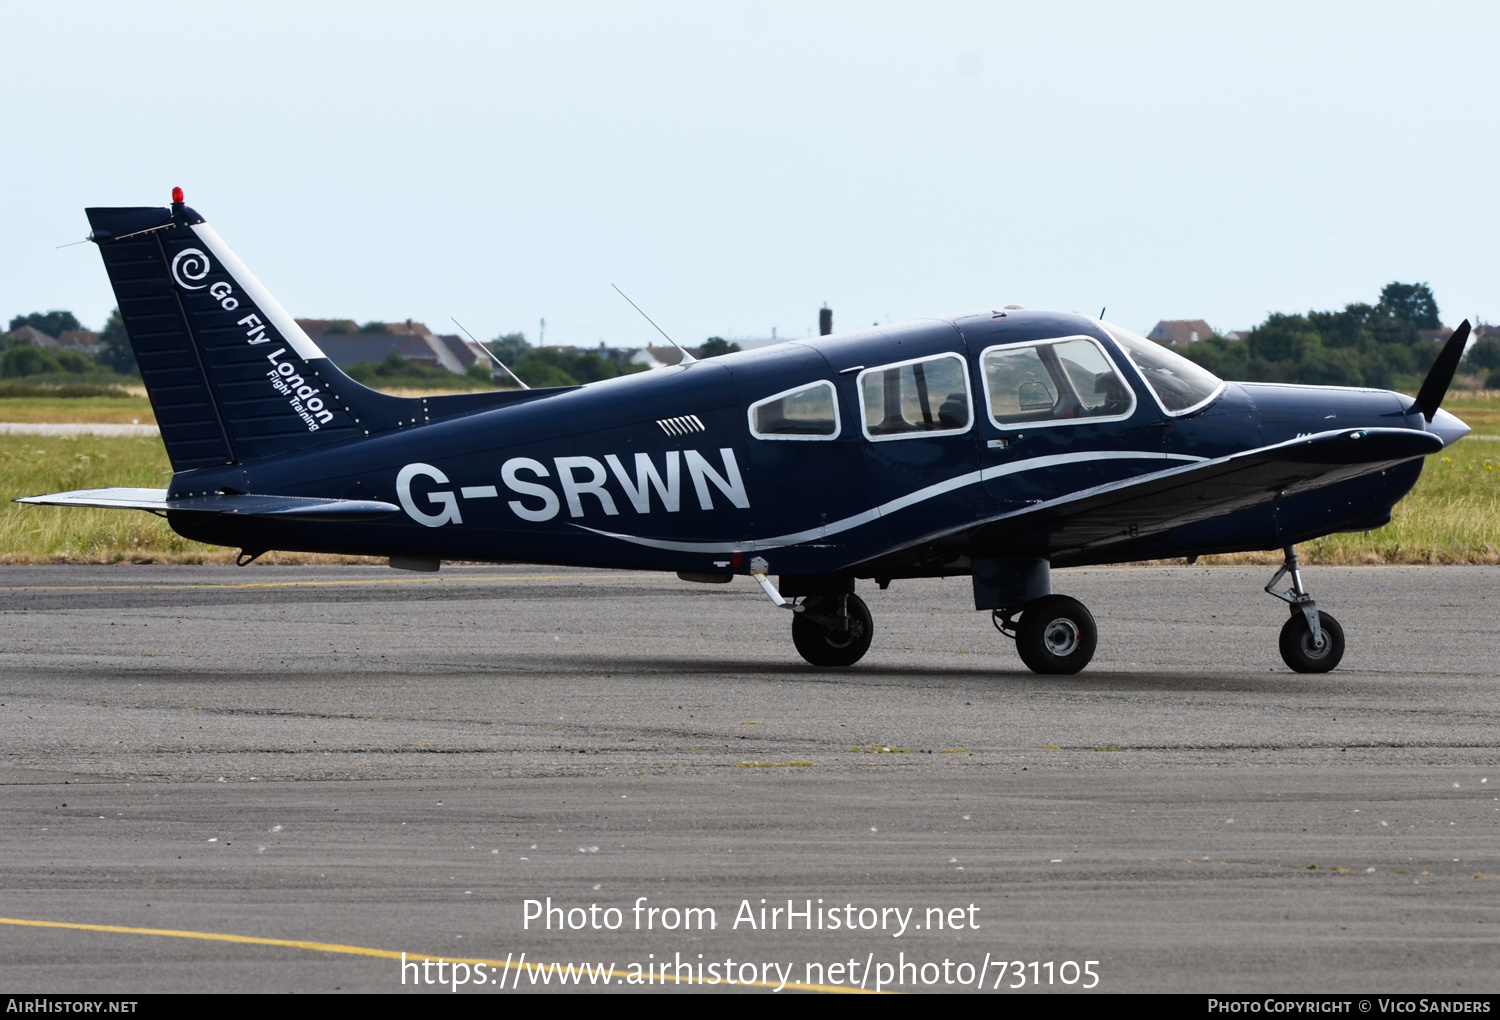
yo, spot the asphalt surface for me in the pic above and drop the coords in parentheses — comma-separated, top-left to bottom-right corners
(0, 563, 1496, 994)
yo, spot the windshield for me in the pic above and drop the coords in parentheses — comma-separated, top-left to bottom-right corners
(1102, 323, 1224, 414)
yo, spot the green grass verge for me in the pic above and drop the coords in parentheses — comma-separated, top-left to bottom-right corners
(0, 382, 137, 399)
(0, 435, 371, 563)
(0, 394, 156, 424)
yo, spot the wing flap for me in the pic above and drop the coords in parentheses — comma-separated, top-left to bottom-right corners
(15, 488, 401, 521)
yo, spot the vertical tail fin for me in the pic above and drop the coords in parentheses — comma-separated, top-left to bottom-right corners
(86, 196, 545, 471)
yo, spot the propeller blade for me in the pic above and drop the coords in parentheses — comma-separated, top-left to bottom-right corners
(1414, 319, 1471, 422)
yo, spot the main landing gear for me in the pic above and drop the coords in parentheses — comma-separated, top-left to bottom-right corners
(1266, 545, 1344, 673)
(993, 595, 1098, 674)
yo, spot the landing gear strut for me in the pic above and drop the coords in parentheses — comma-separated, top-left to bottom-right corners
(1266, 545, 1344, 673)
(995, 594, 1098, 675)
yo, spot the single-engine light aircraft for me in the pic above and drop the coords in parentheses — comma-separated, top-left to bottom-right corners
(20, 192, 1474, 675)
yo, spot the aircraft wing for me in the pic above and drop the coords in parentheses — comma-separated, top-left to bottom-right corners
(14, 488, 401, 521)
(900, 427, 1443, 565)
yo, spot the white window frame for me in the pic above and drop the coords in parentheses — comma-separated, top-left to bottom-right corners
(979, 335, 1138, 432)
(855, 352, 975, 443)
(1101, 324, 1227, 418)
(747, 379, 842, 442)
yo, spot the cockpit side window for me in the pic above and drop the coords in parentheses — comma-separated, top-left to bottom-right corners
(857, 353, 973, 441)
(1101, 322, 1225, 415)
(981, 336, 1135, 428)
(748, 380, 840, 440)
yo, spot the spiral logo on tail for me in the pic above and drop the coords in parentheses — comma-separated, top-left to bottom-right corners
(170, 248, 211, 290)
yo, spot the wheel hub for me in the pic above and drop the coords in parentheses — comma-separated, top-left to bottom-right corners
(1041, 617, 1080, 657)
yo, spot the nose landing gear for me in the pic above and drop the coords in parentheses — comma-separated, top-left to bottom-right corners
(749, 558, 875, 667)
(1266, 545, 1344, 673)
(792, 593, 874, 667)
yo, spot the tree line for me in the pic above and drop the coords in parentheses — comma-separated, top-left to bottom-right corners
(2, 309, 134, 380)
(15, 291, 1489, 393)
(1180, 282, 1495, 389)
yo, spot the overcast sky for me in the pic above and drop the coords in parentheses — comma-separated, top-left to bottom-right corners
(3, 1, 1496, 347)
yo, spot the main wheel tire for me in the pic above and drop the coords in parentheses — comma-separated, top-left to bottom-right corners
(1015, 594, 1097, 675)
(1279, 610, 1344, 673)
(792, 593, 874, 667)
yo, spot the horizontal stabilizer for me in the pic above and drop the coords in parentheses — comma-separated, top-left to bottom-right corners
(15, 487, 400, 521)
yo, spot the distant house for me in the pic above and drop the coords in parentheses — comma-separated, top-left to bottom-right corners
(5, 324, 100, 350)
(3, 325, 100, 352)
(6, 325, 56, 347)
(630, 345, 699, 368)
(628, 348, 671, 370)
(295, 319, 493, 377)
(1146, 319, 1215, 347)
(56, 330, 101, 352)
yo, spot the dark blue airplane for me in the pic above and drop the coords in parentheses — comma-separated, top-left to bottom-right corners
(20, 192, 1474, 675)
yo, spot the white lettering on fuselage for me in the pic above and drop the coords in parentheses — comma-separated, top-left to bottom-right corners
(396, 449, 748, 527)
(397, 463, 462, 527)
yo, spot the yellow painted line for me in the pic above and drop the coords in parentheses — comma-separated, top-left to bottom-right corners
(0, 916, 880, 994)
(0, 572, 662, 593)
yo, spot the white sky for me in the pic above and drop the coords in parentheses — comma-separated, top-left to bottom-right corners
(2, 1, 1496, 347)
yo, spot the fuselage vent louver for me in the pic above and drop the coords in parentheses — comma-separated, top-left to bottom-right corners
(657, 414, 706, 436)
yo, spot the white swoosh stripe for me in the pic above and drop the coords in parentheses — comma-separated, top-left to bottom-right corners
(577, 449, 1203, 554)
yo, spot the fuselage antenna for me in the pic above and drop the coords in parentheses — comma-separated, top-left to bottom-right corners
(611, 284, 697, 364)
(1099, 306, 1107, 320)
(451, 318, 530, 389)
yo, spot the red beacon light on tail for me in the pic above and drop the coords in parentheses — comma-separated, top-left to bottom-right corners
(171, 187, 184, 205)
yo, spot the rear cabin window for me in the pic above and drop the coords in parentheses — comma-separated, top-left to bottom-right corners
(749, 380, 840, 440)
(857, 353, 972, 440)
(981, 337, 1134, 427)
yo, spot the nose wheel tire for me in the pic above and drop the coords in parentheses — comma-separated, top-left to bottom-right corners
(1279, 610, 1344, 673)
(792, 593, 874, 667)
(1015, 595, 1097, 675)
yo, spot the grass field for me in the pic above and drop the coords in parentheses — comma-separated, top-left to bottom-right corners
(1, 392, 1497, 565)
(0, 394, 155, 424)
(0, 435, 371, 564)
